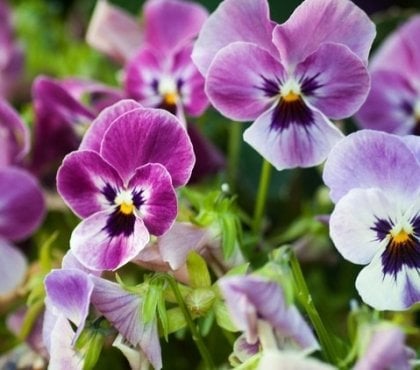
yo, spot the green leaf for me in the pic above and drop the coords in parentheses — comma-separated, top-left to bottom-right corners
(81, 331, 105, 370)
(157, 289, 169, 341)
(219, 213, 237, 259)
(142, 282, 163, 324)
(166, 307, 187, 334)
(214, 302, 237, 332)
(186, 251, 211, 288)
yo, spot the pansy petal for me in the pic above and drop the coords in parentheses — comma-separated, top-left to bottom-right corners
(62, 250, 102, 276)
(0, 240, 26, 296)
(330, 188, 394, 265)
(371, 15, 420, 77)
(355, 252, 420, 310)
(128, 163, 177, 236)
(401, 135, 420, 163)
(80, 99, 143, 152)
(295, 42, 370, 119)
(57, 150, 123, 218)
(144, 0, 208, 55)
(70, 210, 150, 271)
(355, 70, 417, 135)
(206, 42, 285, 121)
(86, 0, 142, 63)
(243, 105, 343, 170)
(0, 167, 45, 241)
(192, 0, 276, 76)
(322, 130, 420, 203)
(44, 269, 93, 342)
(100, 108, 195, 186)
(272, 0, 375, 66)
(258, 351, 335, 370)
(90, 276, 162, 369)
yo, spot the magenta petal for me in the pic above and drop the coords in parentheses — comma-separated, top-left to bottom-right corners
(57, 150, 123, 218)
(86, 0, 142, 63)
(0, 167, 45, 241)
(0, 239, 26, 296)
(144, 0, 208, 55)
(243, 106, 343, 170)
(192, 0, 276, 76)
(355, 70, 417, 135)
(70, 210, 150, 271)
(90, 276, 162, 369)
(128, 164, 177, 236)
(295, 43, 370, 119)
(322, 130, 420, 203)
(100, 108, 195, 186)
(0, 99, 29, 167)
(206, 42, 284, 121)
(80, 99, 143, 152)
(272, 0, 375, 66)
(44, 269, 93, 342)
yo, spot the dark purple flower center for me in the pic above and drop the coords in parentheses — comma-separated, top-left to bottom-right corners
(370, 215, 420, 278)
(152, 77, 184, 116)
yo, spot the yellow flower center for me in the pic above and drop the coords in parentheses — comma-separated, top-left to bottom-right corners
(390, 229, 411, 244)
(119, 201, 134, 215)
(282, 91, 300, 102)
(163, 92, 179, 106)
(280, 78, 302, 103)
(115, 190, 135, 215)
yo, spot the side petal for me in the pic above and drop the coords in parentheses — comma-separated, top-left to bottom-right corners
(0, 240, 26, 296)
(61, 250, 102, 276)
(401, 135, 420, 163)
(322, 130, 420, 203)
(295, 42, 370, 119)
(144, 0, 208, 55)
(206, 42, 284, 121)
(0, 167, 45, 241)
(128, 163, 177, 236)
(192, 0, 276, 76)
(57, 150, 123, 218)
(70, 210, 150, 271)
(272, 0, 375, 66)
(100, 108, 195, 187)
(80, 99, 143, 152)
(243, 105, 343, 170)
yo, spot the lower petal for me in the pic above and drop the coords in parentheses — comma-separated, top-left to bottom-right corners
(243, 106, 343, 170)
(70, 210, 150, 271)
(0, 240, 26, 296)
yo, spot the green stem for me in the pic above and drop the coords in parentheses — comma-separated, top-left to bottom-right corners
(252, 159, 272, 235)
(227, 122, 242, 190)
(288, 250, 340, 365)
(165, 275, 216, 370)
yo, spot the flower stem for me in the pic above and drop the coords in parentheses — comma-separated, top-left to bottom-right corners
(252, 159, 272, 235)
(227, 122, 242, 190)
(288, 249, 340, 365)
(165, 275, 216, 370)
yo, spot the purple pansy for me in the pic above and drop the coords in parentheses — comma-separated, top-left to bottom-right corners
(356, 16, 420, 135)
(193, 0, 374, 170)
(218, 275, 318, 351)
(57, 102, 194, 270)
(323, 130, 420, 310)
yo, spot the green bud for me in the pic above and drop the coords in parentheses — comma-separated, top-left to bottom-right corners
(185, 288, 216, 316)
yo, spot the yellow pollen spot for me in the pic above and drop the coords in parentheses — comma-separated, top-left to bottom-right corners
(282, 91, 300, 102)
(119, 202, 134, 215)
(164, 92, 178, 106)
(390, 229, 411, 244)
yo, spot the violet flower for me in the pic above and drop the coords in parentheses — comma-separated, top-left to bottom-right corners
(323, 130, 420, 310)
(192, 0, 375, 170)
(57, 101, 195, 270)
(356, 16, 420, 135)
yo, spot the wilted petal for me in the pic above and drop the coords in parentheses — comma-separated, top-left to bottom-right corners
(86, 0, 142, 63)
(258, 350, 335, 370)
(71, 210, 150, 271)
(112, 335, 151, 370)
(272, 0, 375, 66)
(0, 167, 45, 241)
(144, 0, 208, 55)
(0, 239, 26, 296)
(90, 276, 162, 369)
(243, 105, 343, 170)
(100, 108, 195, 186)
(322, 130, 420, 203)
(57, 150, 124, 218)
(192, 0, 276, 76)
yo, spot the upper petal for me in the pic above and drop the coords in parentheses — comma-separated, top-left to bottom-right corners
(295, 42, 370, 119)
(206, 42, 284, 121)
(272, 0, 375, 66)
(100, 108, 195, 187)
(322, 130, 420, 203)
(192, 0, 276, 76)
(57, 150, 123, 218)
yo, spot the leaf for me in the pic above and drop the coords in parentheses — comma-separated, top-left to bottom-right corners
(186, 251, 211, 288)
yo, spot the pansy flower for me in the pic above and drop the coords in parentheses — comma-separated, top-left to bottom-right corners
(323, 130, 420, 310)
(193, 0, 375, 170)
(57, 102, 195, 270)
(356, 16, 420, 135)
